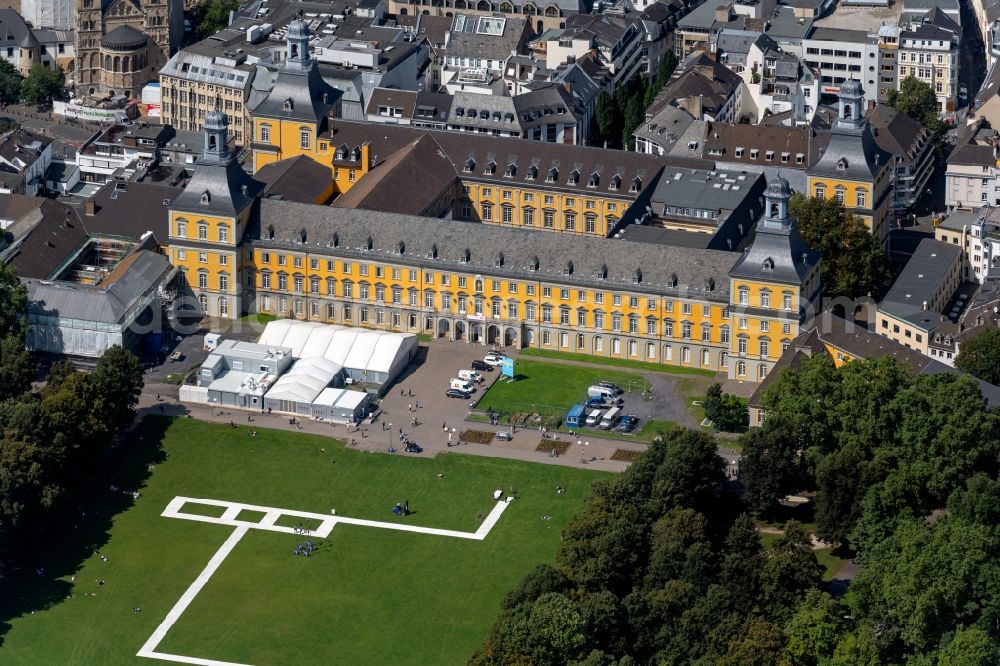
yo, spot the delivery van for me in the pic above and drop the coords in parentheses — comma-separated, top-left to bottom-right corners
(599, 407, 621, 429)
(450, 378, 474, 393)
(458, 369, 482, 383)
(585, 409, 602, 427)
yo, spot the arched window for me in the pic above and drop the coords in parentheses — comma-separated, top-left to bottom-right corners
(737, 360, 747, 376)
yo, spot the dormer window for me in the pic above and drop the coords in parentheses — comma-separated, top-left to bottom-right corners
(526, 165, 538, 180)
(283, 98, 293, 111)
(395, 241, 405, 255)
(332, 233, 339, 247)
(351, 147, 361, 162)
(200, 191, 210, 204)
(706, 278, 715, 292)
(669, 273, 678, 288)
(336, 144, 348, 160)
(762, 258, 774, 272)
(494, 252, 504, 267)
(266, 224, 275, 240)
(529, 255, 539, 271)
(485, 161, 496, 175)
(609, 174, 621, 190)
(365, 235, 373, 251)
(429, 243, 438, 258)
(597, 263, 607, 279)
(299, 228, 307, 243)
(546, 167, 558, 182)
(568, 169, 579, 185)
(455, 107, 464, 117)
(505, 163, 516, 177)
(629, 177, 641, 193)
(564, 260, 574, 275)
(461, 248, 470, 263)
(588, 172, 599, 188)
(464, 158, 475, 173)
(837, 158, 848, 170)
(632, 268, 642, 284)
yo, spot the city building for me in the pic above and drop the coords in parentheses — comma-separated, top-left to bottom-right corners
(801, 28, 880, 103)
(75, 123, 167, 183)
(21, 0, 73, 30)
(544, 13, 644, 88)
(385, 0, 583, 32)
(364, 88, 452, 129)
(934, 208, 1000, 282)
(0, 129, 53, 196)
(805, 80, 894, 243)
(897, 8, 960, 112)
(946, 118, 1000, 210)
(875, 237, 963, 354)
(0, 9, 73, 74)
(167, 110, 264, 319)
(867, 103, 935, 213)
(74, 0, 183, 99)
(741, 37, 819, 123)
(633, 103, 696, 155)
(440, 14, 531, 94)
(656, 51, 746, 123)
(726, 174, 822, 381)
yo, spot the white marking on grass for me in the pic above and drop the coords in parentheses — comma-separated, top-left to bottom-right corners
(138, 496, 511, 666)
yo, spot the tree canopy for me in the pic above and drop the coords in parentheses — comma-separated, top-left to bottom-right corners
(888, 76, 944, 132)
(789, 193, 891, 300)
(19, 64, 63, 105)
(194, 0, 241, 38)
(0, 59, 23, 103)
(956, 328, 1000, 385)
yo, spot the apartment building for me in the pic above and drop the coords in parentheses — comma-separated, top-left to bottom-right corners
(385, 0, 584, 32)
(544, 13, 645, 88)
(876, 238, 963, 354)
(867, 103, 935, 213)
(946, 119, 1000, 210)
(897, 8, 960, 112)
(802, 27, 880, 102)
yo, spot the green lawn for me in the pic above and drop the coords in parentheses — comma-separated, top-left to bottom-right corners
(238, 312, 277, 325)
(475, 360, 650, 417)
(519, 347, 719, 377)
(0, 417, 607, 665)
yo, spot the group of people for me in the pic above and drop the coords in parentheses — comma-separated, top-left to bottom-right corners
(293, 541, 316, 557)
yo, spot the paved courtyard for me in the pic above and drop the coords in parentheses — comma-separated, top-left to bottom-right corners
(140, 335, 732, 473)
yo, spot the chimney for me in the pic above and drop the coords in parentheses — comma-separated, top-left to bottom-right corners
(85, 200, 96, 216)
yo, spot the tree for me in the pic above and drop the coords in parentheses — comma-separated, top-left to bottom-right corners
(760, 521, 824, 623)
(646, 429, 724, 516)
(784, 589, 847, 666)
(789, 193, 891, 300)
(501, 563, 571, 610)
(92, 345, 144, 432)
(0, 59, 23, 103)
(956, 328, 1000, 385)
(592, 90, 616, 148)
(703, 383, 748, 432)
(717, 617, 790, 666)
(848, 517, 1000, 656)
(194, 0, 241, 38)
(19, 64, 63, 106)
(888, 76, 943, 132)
(936, 627, 1000, 666)
(655, 51, 678, 89)
(739, 415, 805, 513)
(0, 261, 26, 341)
(0, 335, 34, 402)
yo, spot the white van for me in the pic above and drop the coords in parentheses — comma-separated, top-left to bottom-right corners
(587, 385, 619, 401)
(600, 407, 621, 429)
(450, 378, 474, 393)
(458, 369, 482, 383)
(585, 409, 602, 427)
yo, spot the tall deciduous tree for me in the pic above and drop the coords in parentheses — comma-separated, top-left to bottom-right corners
(92, 345, 144, 432)
(19, 64, 63, 105)
(956, 328, 1000, 385)
(0, 59, 23, 103)
(789, 193, 891, 300)
(888, 76, 943, 132)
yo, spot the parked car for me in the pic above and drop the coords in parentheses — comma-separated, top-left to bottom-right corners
(618, 415, 639, 433)
(585, 409, 602, 427)
(597, 381, 623, 395)
(471, 360, 491, 372)
(483, 351, 509, 366)
(585, 396, 613, 410)
(446, 388, 470, 399)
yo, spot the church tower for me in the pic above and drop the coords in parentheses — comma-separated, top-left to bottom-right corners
(727, 175, 822, 382)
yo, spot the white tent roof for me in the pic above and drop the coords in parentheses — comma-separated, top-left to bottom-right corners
(312, 387, 368, 409)
(258, 321, 415, 376)
(264, 356, 341, 404)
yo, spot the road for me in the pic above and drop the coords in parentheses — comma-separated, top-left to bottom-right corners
(958, 0, 988, 106)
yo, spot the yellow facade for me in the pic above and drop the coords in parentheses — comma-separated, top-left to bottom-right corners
(245, 246, 736, 372)
(728, 279, 803, 381)
(806, 174, 891, 242)
(461, 182, 631, 235)
(253, 116, 340, 176)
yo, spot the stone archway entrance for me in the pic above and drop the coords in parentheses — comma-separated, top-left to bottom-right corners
(470, 323, 483, 343)
(438, 318, 451, 338)
(486, 324, 501, 345)
(455, 320, 466, 341)
(504, 326, 518, 347)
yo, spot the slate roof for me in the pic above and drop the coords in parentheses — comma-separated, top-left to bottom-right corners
(807, 119, 891, 181)
(879, 238, 961, 327)
(866, 104, 932, 166)
(6, 200, 87, 279)
(445, 14, 527, 62)
(100, 24, 147, 49)
(699, 122, 827, 169)
(253, 199, 737, 300)
(633, 103, 696, 148)
(729, 176, 821, 284)
(332, 135, 457, 215)
(84, 181, 183, 241)
(948, 119, 996, 168)
(251, 65, 339, 124)
(170, 154, 264, 218)
(257, 156, 333, 204)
